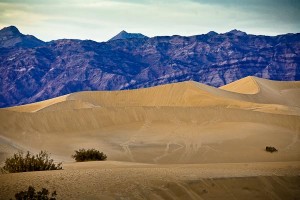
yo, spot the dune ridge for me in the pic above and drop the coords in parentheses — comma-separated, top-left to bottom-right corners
(4, 76, 300, 113)
(220, 76, 261, 94)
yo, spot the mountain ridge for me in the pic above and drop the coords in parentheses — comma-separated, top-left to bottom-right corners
(0, 26, 299, 108)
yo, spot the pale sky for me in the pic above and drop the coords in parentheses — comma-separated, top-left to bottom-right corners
(0, 0, 299, 42)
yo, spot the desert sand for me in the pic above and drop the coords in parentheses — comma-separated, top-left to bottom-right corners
(0, 76, 299, 199)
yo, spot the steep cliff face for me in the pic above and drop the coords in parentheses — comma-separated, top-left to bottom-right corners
(0, 26, 299, 107)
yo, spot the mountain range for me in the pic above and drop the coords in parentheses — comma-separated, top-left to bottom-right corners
(0, 26, 299, 108)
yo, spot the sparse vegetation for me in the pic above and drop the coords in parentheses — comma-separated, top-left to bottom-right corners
(11, 186, 57, 200)
(72, 148, 107, 162)
(2, 151, 62, 173)
(265, 146, 278, 153)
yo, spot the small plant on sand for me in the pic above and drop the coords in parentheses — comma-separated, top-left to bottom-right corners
(2, 151, 62, 173)
(72, 148, 107, 162)
(11, 186, 57, 200)
(265, 146, 278, 153)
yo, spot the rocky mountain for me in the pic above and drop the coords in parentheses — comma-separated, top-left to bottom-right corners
(0, 26, 45, 48)
(0, 26, 299, 108)
(108, 30, 148, 41)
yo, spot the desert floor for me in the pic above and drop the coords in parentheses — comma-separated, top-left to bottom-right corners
(0, 76, 299, 199)
(1, 161, 300, 199)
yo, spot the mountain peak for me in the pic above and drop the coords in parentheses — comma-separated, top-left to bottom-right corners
(0, 25, 44, 48)
(207, 31, 218, 36)
(108, 30, 148, 41)
(0, 25, 21, 36)
(226, 29, 247, 36)
(120, 30, 128, 34)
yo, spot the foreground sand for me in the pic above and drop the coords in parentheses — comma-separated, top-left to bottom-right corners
(1, 161, 300, 199)
(0, 76, 299, 199)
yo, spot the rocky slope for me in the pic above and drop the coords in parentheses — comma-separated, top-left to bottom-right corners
(0, 26, 299, 107)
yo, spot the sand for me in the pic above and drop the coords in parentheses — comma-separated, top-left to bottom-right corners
(0, 76, 299, 199)
(0, 161, 299, 199)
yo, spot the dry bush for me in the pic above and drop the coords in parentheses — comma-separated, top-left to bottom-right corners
(2, 151, 62, 173)
(265, 146, 278, 153)
(72, 148, 107, 162)
(12, 186, 57, 200)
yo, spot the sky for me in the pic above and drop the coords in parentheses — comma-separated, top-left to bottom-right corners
(0, 0, 299, 42)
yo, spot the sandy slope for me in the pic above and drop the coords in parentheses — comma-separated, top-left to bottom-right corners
(0, 76, 300, 199)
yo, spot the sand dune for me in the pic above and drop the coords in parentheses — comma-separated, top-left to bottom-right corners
(0, 76, 299, 199)
(220, 76, 260, 94)
(0, 76, 300, 164)
(5, 76, 300, 113)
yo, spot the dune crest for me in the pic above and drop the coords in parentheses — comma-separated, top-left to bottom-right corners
(5, 95, 69, 113)
(220, 76, 260, 94)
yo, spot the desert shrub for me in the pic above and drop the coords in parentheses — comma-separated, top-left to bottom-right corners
(11, 186, 57, 200)
(2, 151, 62, 173)
(266, 146, 278, 153)
(72, 148, 107, 162)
